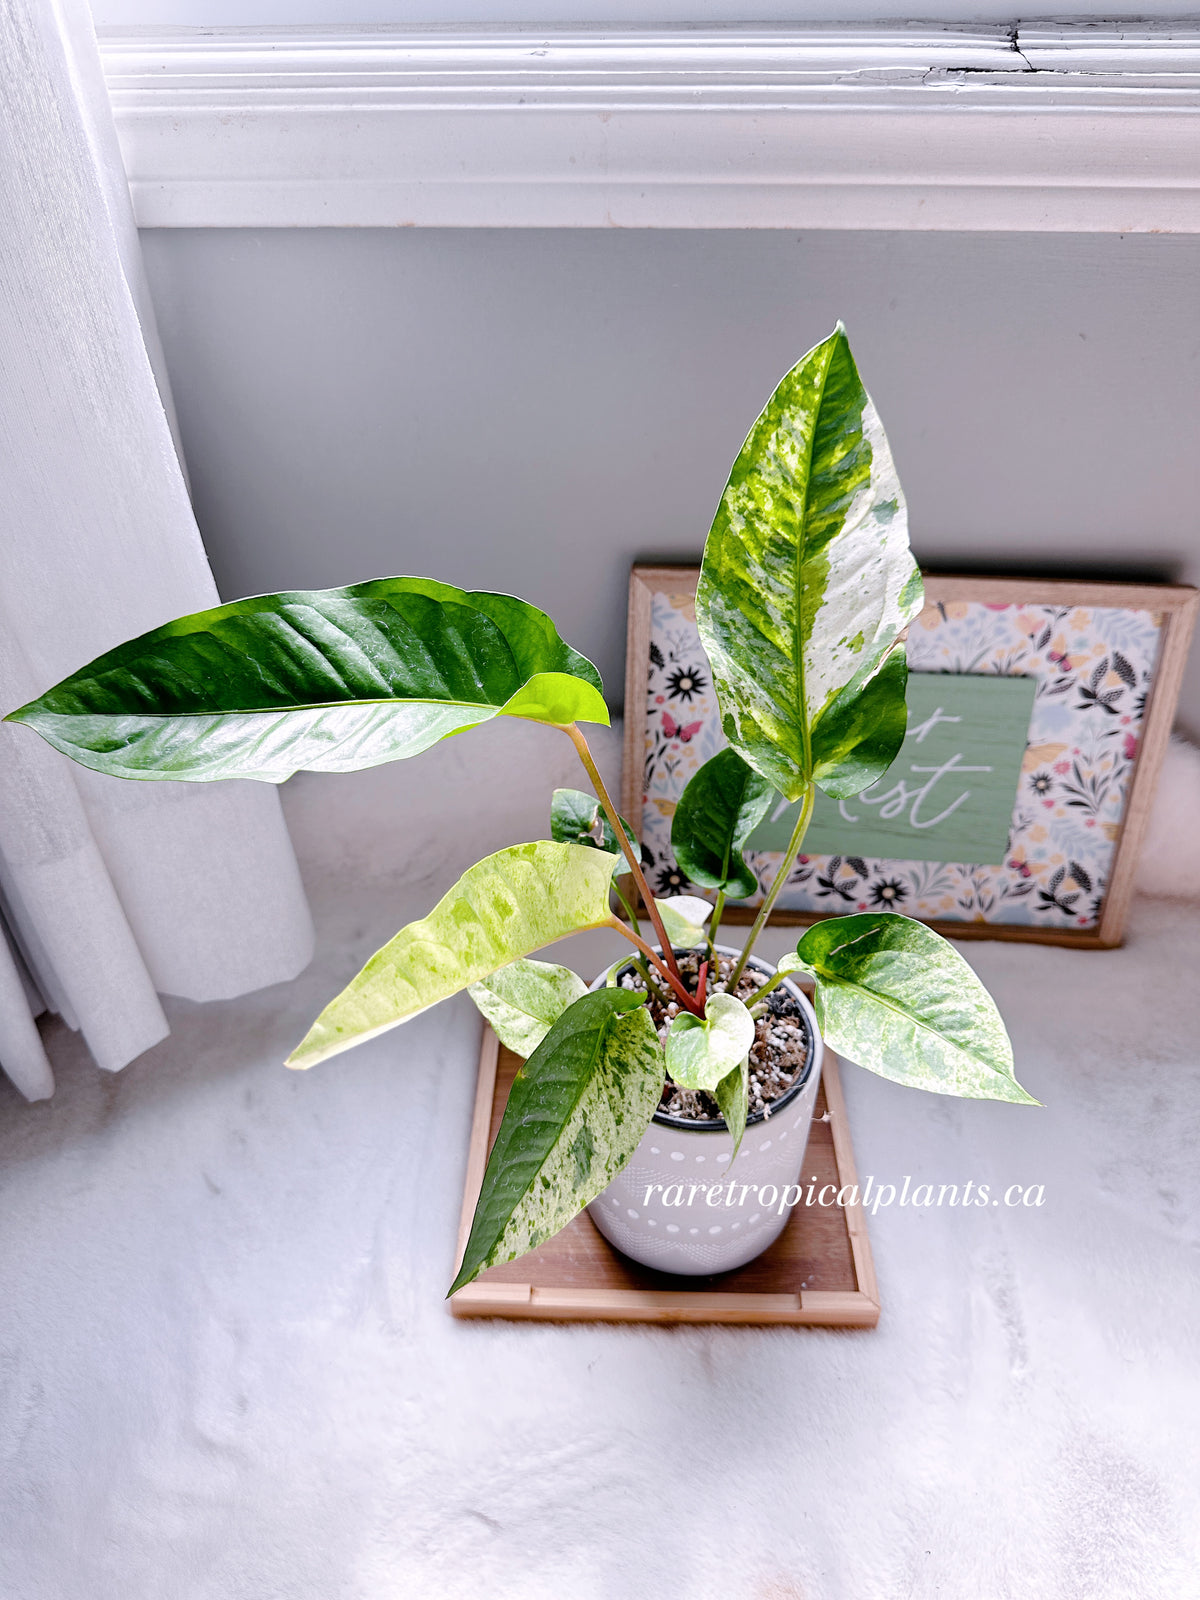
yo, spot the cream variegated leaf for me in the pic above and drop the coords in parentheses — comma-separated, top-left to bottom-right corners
(654, 896, 713, 950)
(467, 959, 588, 1057)
(664, 992, 755, 1094)
(782, 913, 1038, 1104)
(696, 324, 923, 802)
(288, 841, 617, 1068)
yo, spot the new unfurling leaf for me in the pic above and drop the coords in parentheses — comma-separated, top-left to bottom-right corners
(550, 787, 638, 877)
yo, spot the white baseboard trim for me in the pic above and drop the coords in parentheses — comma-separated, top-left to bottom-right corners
(99, 22, 1200, 232)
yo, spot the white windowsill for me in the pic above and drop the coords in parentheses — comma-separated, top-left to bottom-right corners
(99, 21, 1200, 232)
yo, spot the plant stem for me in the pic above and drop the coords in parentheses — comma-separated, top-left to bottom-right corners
(606, 918, 698, 1012)
(559, 723, 688, 995)
(706, 889, 726, 966)
(748, 960, 793, 1011)
(727, 784, 815, 991)
(612, 881, 642, 939)
(632, 958, 671, 1008)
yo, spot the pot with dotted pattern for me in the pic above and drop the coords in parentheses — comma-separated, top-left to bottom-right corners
(586, 947, 823, 1276)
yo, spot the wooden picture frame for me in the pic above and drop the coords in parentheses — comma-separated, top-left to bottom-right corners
(622, 567, 1198, 949)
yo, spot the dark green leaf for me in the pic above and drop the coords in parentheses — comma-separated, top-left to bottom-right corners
(5, 578, 608, 782)
(782, 913, 1038, 1104)
(696, 324, 924, 802)
(811, 644, 909, 801)
(671, 747, 771, 900)
(450, 989, 664, 1293)
(550, 788, 638, 876)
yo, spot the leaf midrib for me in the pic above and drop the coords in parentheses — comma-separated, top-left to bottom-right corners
(792, 337, 835, 781)
(25, 692, 542, 725)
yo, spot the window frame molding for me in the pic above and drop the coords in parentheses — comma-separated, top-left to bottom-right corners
(100, 21, 1200, 231)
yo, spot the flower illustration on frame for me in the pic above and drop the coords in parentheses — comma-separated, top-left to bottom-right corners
(665, 665, 707, 702)
(869, 877, 908, 908)
(655, 863, 690, 895)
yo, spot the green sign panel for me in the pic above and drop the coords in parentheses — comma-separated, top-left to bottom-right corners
(746, 673, 1037, 867)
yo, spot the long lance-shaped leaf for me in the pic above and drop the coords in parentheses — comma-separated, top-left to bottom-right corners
(781, 913, 1039, 1105)
(4, 578, 609, 782)
(450, 989, 663, 1293)
(288, 841, 617, 1069)
(467, 959, 588, 1058)
(671, 747, 771, 900)
(696, 324, 924, 802)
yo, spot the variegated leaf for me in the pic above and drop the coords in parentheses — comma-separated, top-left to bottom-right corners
(781, 913, 1038, 1104)
(450, 989, 663, 1292)
(696, 324, 923, 801)
(664, 992, 756, 1093)
(713, 1057, 750, 1160)
(654, 895, 713, 950)
(288, 841, 617, 1069)
(467, 959, 588, 1057)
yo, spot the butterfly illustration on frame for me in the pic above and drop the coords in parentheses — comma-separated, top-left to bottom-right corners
(662, 712, 702, 742)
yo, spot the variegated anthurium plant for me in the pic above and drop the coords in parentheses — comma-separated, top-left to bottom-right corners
(6, 324, 1036, 1294)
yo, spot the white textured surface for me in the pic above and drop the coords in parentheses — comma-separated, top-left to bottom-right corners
(2, 719, 1199, 1599)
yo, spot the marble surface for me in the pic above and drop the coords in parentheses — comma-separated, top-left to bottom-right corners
(2, 721, 1198, 1600)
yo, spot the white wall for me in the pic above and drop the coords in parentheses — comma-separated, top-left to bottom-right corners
(91, 2, 1200, 23)
(139, 227, 1200, 732)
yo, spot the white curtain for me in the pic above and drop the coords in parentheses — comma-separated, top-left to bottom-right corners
(0, 0, 315, 1100)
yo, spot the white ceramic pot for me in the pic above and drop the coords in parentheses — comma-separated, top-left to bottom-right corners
(586, 945, 823, 1276)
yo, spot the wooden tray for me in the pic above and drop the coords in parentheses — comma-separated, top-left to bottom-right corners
(450, 1028, 880, 1327)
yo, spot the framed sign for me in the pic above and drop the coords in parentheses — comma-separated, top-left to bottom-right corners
(622, 568, 1198, 948)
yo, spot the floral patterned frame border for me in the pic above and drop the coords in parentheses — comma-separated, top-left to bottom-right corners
(621, 568, 1197, 949)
